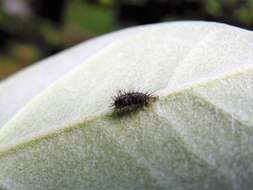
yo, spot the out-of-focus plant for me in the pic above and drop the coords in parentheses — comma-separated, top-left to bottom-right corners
(1, 0, 253, 80)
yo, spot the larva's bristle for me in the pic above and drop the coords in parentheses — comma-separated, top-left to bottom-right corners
(111, 89, 158, 114)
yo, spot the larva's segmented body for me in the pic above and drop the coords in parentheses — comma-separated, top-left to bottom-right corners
(111, 90, 158, 114)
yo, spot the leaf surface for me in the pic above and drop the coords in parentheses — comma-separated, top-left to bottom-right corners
(0, 21, 253, 190)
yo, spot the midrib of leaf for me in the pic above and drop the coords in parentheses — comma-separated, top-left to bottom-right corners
(168, 65, 253, 126)
(0, 106, 232, 189)
(1, 69, 252, 190)
(0, 66, 252, 159)
(164, 64, 253, 97)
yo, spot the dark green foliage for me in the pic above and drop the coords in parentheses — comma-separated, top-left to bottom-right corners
(1, 0, 253, 79)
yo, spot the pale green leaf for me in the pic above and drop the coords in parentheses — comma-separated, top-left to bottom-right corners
(0, 21, 252, 190)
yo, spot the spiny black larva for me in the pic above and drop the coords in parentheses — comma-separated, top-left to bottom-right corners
(111, 90, 158, 114)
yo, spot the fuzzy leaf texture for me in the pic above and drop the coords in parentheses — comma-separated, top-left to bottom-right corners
(0, 21, 253, 190)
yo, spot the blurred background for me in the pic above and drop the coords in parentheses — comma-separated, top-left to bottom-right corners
(1, 0, 253, 80)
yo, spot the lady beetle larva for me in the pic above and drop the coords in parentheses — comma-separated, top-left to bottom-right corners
(111, 90, 158, 114)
